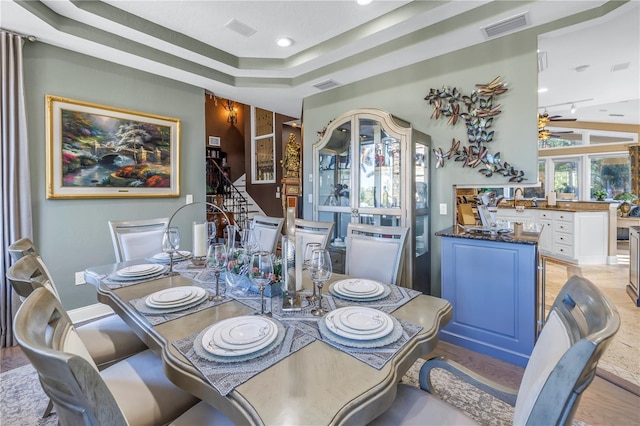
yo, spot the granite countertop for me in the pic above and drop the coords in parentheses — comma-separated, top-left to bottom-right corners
(497, 201, 614, 213)
(436, 221, 543, 245)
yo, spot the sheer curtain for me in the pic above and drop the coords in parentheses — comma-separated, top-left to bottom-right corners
(1, 30, 33, 347)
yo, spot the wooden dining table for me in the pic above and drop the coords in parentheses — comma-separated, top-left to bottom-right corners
(84, 259, 452, 425)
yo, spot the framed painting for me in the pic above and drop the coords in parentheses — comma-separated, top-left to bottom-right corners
(46, 95, 180, 199)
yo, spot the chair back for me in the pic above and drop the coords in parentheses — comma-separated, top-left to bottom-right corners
(294, 218, 335, 250)
(6, 254, 60, 300)
(108, 217, 169, 262)
(345, 223, 408, 285)
(7, 237, 39, 262)
(513, 275, 620, 425)
(251, 215, 284, 253)
(14, 287, 126, 425)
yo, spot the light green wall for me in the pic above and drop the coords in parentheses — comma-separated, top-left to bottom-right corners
(302, 31, 539, 296)
(22, 43, 205, 310)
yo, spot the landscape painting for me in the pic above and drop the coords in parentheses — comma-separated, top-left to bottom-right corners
(46, 95, 180, 199)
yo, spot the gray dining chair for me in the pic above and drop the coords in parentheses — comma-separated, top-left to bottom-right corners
(251, 215, 284, 253)
(6, 253, 147, 369)
(108, 217, 169, 262)
(369, 275, 620, 425)
(345, 223, 409, 285)
(14, 287, 234, 426)
(294, 218, 335, 250)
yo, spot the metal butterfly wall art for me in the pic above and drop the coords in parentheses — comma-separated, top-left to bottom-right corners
(424, 76, 526, 182)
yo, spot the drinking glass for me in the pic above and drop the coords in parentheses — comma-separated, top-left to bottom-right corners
(207, 243, 227, 301)
(304, 242, 322, 301)
(241, 227, 260, 254)
(162, 227, 180, 275)
(309, 249, 332, 316)
(248, 250, 274, 316)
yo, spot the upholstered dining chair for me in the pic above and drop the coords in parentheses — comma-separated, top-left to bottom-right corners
(345, 223, 409, 285)
(14, 287, 234, 426)
(294, 218, 335, 250)
(7, 237, 39, 260)
(108, 217, 169, 262)
(251, 215, 285, 253)
(6, 254, 147, 369)
(369, 275, 620, 426)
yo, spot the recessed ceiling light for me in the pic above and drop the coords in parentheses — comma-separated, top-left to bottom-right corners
(538, 88, 548, 93)
(357, 0, 373, 5)
(276, 37, 293, 47)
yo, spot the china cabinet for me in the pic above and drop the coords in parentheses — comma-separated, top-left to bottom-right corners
(312, 109, 431, 292)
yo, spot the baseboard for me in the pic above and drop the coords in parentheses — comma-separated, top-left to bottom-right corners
(68, 303, 115, 324)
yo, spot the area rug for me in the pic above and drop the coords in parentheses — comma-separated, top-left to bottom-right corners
(1, 360, 588, 426)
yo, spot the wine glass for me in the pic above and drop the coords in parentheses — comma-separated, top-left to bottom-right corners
(241, 227, 259, 254)
(309, 249, 332, 316)
(248, 250, 274, 316)
(207, 243, 227, 301)
(304, 242, 322, 301)
(162, 227, 180, 275)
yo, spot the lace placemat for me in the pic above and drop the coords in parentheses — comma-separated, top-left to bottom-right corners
(129, 292, 232, 326)
(286, 317, 422, 370)
(173, 320, 315, 396)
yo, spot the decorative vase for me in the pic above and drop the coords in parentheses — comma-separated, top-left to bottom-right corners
(619, 201, 632, 216)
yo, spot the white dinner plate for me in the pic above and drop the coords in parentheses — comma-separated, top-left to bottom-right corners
(202, 317, 279, 356)
(218, 317, 276, 347)
(110, 266, 167, 281)
(149, 286, 201, 304)
(325, 308, 394, 340)
(333, 279, 385, 298)
(117, 264, 164, 277)
(335, 307, 389, 332)
(145, 287, 206, 309)
(151, 251, 191, 262)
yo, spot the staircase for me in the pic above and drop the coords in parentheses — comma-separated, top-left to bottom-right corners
(206, 160, 262, 230)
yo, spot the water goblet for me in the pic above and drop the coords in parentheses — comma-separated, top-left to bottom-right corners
(207, 243, 227, 301)
(248, 250, 274, 316)
(304, 242, 322, 301)
(162, 227, 180, 275)
(309, 249, 332, 316)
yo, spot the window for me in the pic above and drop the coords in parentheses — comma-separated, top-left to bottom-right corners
(553, 158, 580, 199)
(251, 107, 275, 184)
(590, 154, 631, 199)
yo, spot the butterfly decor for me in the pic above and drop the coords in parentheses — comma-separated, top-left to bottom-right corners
(424, 76, 527, 182)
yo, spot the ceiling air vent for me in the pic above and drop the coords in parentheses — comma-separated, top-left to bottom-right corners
(225, 19, 257, 38)
(611, 62, 630, 72)
(313, 79, 341, 91)
(482, 13, 529, 38)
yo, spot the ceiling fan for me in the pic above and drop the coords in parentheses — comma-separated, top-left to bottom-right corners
(537, 113, 577, 141)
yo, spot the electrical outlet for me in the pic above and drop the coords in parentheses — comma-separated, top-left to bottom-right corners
(439, 203, 447, 215)
(75, 271, 86, 286)
(186, 194, 193, 204)
(276, 191, 281, 198)
(308, 194, 313, 203)
(309, 173, 313, 183)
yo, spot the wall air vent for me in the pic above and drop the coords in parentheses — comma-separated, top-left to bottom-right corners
(313, 79, 341, 91)
(609, 113, 624, 117)
(611, 62, 630, 72)
(482, 13, 529, 38)
(225, 19, 257, 38)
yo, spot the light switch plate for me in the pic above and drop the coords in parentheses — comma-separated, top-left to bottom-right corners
(439, 203, 447, 215)
(75, 272, 86, 286)
(186, 194, 193, 204)
(308, 194, 313, 203)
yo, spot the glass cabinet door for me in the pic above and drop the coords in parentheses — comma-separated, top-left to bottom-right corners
(313, 109, 430, 291)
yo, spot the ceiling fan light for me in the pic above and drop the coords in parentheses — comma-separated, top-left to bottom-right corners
(570, 104, 576, 114)
(357, 0, 373, 5)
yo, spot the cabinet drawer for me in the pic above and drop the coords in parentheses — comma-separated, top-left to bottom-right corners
(554, 232, 573, 246)
(554, 212, 574, 223)
(554, 243, 574, 258)
(538, 211, 553, 220)
(554, 221, 573, 233)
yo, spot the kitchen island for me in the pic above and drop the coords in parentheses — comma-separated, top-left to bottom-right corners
(436, 223, 543, 367)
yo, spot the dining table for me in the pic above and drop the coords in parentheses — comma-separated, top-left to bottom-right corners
(84, 258, 452, 425)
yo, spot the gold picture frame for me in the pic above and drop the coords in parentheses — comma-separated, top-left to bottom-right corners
(46, 95, 180, 199)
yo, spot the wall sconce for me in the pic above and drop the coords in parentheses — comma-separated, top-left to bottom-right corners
(224, 100, 237, 124)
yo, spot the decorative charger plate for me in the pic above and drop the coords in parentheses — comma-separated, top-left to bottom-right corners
(202, 316, 279, 357)
(325, 307, 394, 340)
(145, 286, 206, 308)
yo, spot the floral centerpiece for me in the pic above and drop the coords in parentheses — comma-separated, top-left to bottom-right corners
(225, 248, 283, 296)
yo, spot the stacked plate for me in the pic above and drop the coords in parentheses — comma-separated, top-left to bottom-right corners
(201, 316, 278, 357)
(324, 307, 394, 341)
(145, 286, 207, 309)
(150, 251, 192, 263)
(113, 264, 167, 281)
(329, 279, 389, 301)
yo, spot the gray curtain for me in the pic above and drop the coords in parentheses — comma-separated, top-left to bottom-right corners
(1, 30, 33, 347)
